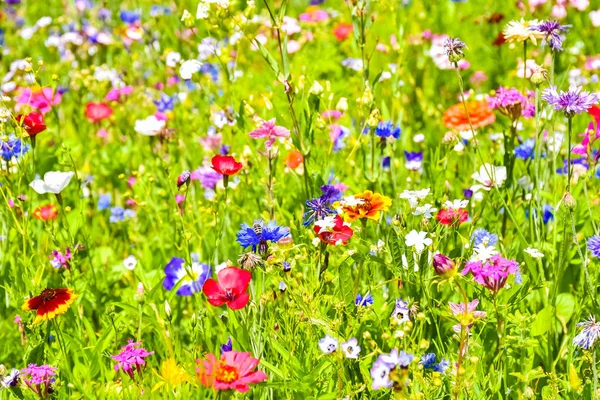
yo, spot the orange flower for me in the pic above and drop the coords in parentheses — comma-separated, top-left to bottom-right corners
(22, 288, 78, 324)
(33, 204, 58, 221)
(284, 149, 303, 169)
(442, 101, 496, 131)
(336, 190, 392, 222)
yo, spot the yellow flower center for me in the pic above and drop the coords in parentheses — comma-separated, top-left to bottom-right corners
(215, 363, 239, 383)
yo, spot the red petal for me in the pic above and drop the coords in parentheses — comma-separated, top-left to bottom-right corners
(218, 268, 251, 294)
(227, 293, 250, 310)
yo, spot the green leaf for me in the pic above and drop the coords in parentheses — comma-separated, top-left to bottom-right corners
(531, 306, 554, 336)
(555, 293, 576, 323)
(338, 257, 355, 307)
(26, 341, 45, 365)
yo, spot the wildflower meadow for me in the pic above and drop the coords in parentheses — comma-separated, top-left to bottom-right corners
(3, 0, 600, 398)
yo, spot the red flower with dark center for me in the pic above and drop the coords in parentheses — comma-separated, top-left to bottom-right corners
(211, 155, 243, 176)
(202, 267, 251, 310)
(22, 288, 78, 324)
(314, 215, 354, 246)
(15, 112, 47, 136)
(436, 208, 469, 226)
(33, 204, 58, 221)
(85, 102, 113, 123)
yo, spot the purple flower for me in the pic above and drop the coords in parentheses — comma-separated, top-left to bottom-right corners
(220, 337, 233, 354)
(191, 166, 222, 190)
(20, 364, 56, 386)
(355, 293, 374, 307)
(542, 85, 599, 117)
(488, 87, 535, 121)
(534, 20, 570, 51)
(462, 255, 520, 292)
(443, 37, 467, 62)
(163, 257, 211, 296)
(111, 340, 153, 379)
(587, 236, 600, 258)
(573, 316, 600, 349)
(404, 151, 423, 171)
(2, 368, 20, 387)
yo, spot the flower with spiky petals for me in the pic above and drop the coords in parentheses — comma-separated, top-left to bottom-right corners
(573, 316, 600, 350)
(503, 19, 544, 44)
(22, 288, 78, 324)
(237, 252, 263, 270)
(443, 37, 467, 63)
(462, 254, 520, 292)
(534, 20, 570, 51)
(236, 220, 290, 253)
(587, 236, 600, 258)
(542, 85, 599, 118)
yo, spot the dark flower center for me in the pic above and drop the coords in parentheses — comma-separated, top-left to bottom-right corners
(39, 288, 57, 302)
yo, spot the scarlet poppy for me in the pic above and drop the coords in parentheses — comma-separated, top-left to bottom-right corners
(85, 102, 113, 123)
(314, 215, 354, 246)
(589, 105, 600, 123)
(332, 22, 353, 41)
(22, 288, 78, 324)
(15, 112, 47, 136)
(211, 155, 243, 176)
(202, 267, 251, 310)
(436, 208, 469, 225)
(33, 204, 58, 221)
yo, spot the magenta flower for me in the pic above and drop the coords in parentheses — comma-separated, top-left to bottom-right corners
(462, 255, 520, 292)
(16, 88, 62, 114)
(249, 119, 290, 149)
(449, 299, 487, 334)
(111, 340, 154, 379)
(21, 364, 56, 386)
(488, 87, 535, 121)
(572, 122, 599, 155)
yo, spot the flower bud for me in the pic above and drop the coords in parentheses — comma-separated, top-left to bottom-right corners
(562, 191, 577, 210)
(433, 253, 456, 276)
(530, 66, 548, 86)
(177, 170, 191, 189)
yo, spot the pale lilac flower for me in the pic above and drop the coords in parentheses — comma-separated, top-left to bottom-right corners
(573, 316, 600, 349)
(341, 338, 361, 359)
(318, 335, 338, 354)
(542, 85, 599, 117)
(533, 20, 570, 51)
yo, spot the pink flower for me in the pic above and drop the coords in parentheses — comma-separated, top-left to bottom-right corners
(449, 299, 487, 334)
(105, 86, 133, 101)
(15, 88, 62, 114)
(462, 255, 520, 292)
(572, 122, 598, 155)
(111, 340, 154, 379)
(299, 7, 328, 22)
(248, 119, 290, 149)
(21, 364, 57, 386)
(196, 351, 268, 392)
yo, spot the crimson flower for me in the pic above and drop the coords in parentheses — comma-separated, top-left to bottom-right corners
(33, 204, 58, 221)
(313, 215, 354, 246)
(16, 112, 47, 136)
(589, 105, 600, 123)
(85, 102, 113, 123)
(203, 267, 251, 310)
(22, 288, 78, 324)
(211, 155, 243, 176)
(437, 208, 468, 225)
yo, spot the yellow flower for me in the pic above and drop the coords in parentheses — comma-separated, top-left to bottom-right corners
(152, 358, 190, 392)
(335, 190, 392, 222)
(503, 19, 544, 44)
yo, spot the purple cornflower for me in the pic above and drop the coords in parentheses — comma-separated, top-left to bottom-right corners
(404, 151, 423, 171)
(587, 236, 600, 258)
(220, 337, 233, 353)
(574, 316, 600, 350)
(462, 255, 520, 292)
(111, 340, 154, 379)
(191, 166, 222, 190)
(542, 86, 599, 118)
(534, 20, 570, 51)
(303, 197, 335, 226)
(443, 37, 467, 62)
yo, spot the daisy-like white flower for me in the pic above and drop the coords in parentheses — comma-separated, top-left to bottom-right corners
(471, 164, 507, 192)
(405, 230, 432, 253)
(573, 316, 600, 350)
(318, 335, 338, 354)
(470, 243, 498, 263)
(134, 115, 165, 136)
(341, 338, 361, 359)
(524, 247, 544, 259)
(413, 204, 437, 218)
(399, 188, 430, 209)
(503, 19, 544, 44)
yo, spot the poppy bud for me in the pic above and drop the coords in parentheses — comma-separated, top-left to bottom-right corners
(433, 253, 456, 276)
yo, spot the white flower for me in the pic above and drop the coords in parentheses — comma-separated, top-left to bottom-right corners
(30, 171, 75, 194)
(413, 204, 437, 219)
(341, 338, 361, 359)
(399, 188, 430, 209)
(318, 335, 338, 354)
(405, 230, 432, 253)
(443, 199, 469, 210)
(470, 244, 498, 262)
(135, 115, 166, 136)
(524, 247, 544, 259)
(341, 196, 364, 207)
(123, 255, 137, 270)
(309, 81, 324, 96)
(471, 164, 507, 192)
(413, 133, 425, 143)
(35, 16, 53, 28)
(196, 1, 210, 19)
(179, 59, 203, 80)
(166, 51, 181, 68)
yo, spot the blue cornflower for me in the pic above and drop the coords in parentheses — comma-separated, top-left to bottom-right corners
(320, 184, 343, 203)
(109, 207, 136, 223)
(420, 353, 437, 369)
(355, 293, 374, 307)
(434, 358, 450, 374)
(236, 220, 290, 253)
(514, 139, 536, 160)
(573, 316, 600, 350)
(375, 121, 401, 139)
(404, 151, 423, 171)
(382, 156, 391, 171)
(471, 228, 498, 247)
(220, 337, 233, 354)
(542, 204, 554, 224)
(587, 236, 600, 258)
(153, 93, 174, 112)
(1, 135, 29, 161)
(556, 158, 588, 174)
(303, 197, 335, 226)
(150, 5, 171, 17)
(120, 10, 141, 24)
(98, 193, 111, 210)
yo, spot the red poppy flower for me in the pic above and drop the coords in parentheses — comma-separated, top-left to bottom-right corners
(22, 288, 78, 324)
(211, 155, 243, 176)
(33, 204, 58, 221)
(332, 22, 353, 41)
(16, 112, 47, 136)
(284, 149, 303, 169)
(314, 215, 354, 246)
(203, 267, 251, 310)
(588, 105, 600, 124)
(436, 208, 469, 225)
(85, 102, 113, 123)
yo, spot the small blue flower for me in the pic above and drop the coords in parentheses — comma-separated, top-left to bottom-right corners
(514, 139, 536, 160)
(1, 135, 29, 161)
(163, 257, 211, 296)
(109, 207, 136, 223)
(375, 121, 401, 139)
(220, 337, 233, 354)
(471, 228, 498, 247)
(153, 93, 174, 112)
(404, 151, 423, 171)
(556, 158, 588, 174)
(434, 358, 450, 374)
(381, 156, 391, 171)
(98, 193, 111, 210)
(420, 353, 437, 369)
(236, 220, 290, 252)
(120, 10, 141, 24)
(355, 293, 374, 307)
(588, 236, 600, 258)
(283, 261, 291, 272)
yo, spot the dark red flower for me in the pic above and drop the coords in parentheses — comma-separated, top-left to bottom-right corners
(85, 102, 113, 123)
(314, 215, 354, 246)
(211, 155, 243, 176)
(22, 288, 78, 325)
(33, 204, 58, 221)
(436, 208, 469, 225)
(202, 267, 251, 310)
(16, 112, 46, 136)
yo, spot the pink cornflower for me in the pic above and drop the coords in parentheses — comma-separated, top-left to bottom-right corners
(462, 254, 520, 292)
(248, 119, 290, 150)
(111, 340, 154, 379)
